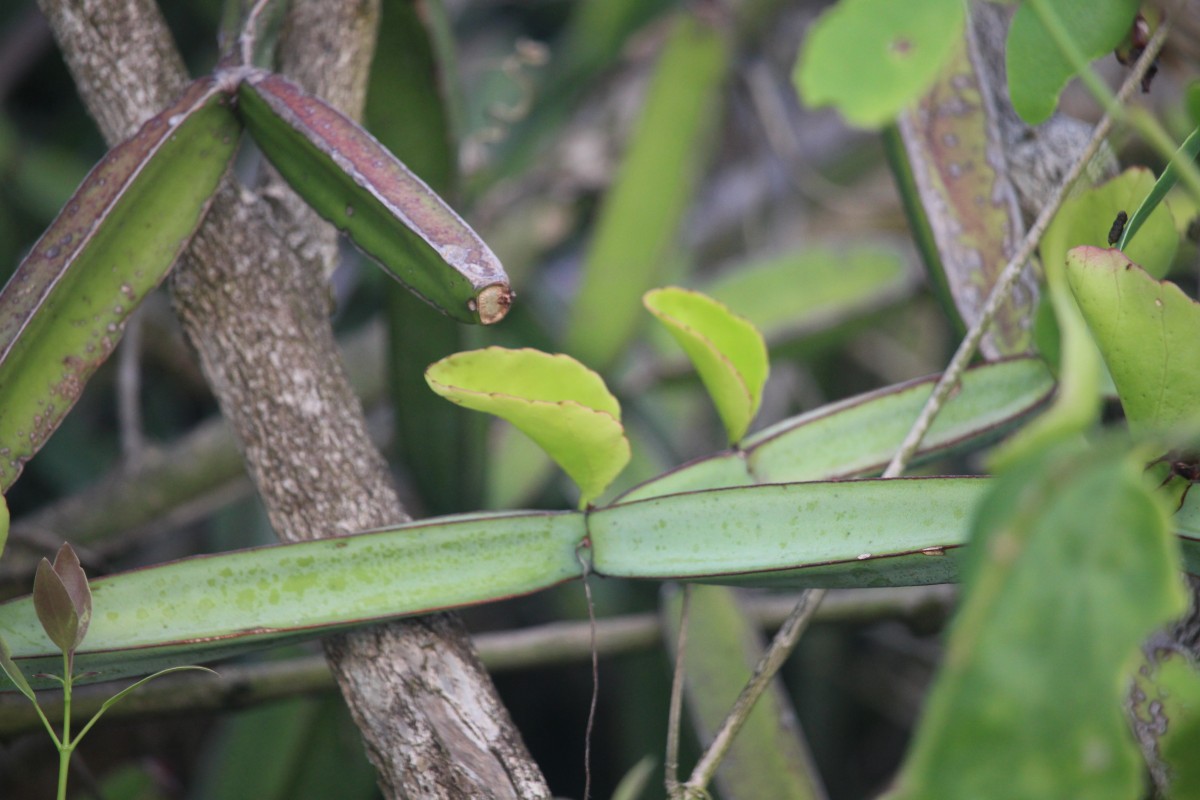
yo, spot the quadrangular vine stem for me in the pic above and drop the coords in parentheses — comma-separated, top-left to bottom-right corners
(882, 18, 1171, 479)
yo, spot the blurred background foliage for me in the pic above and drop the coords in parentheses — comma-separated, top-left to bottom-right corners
(0, 0, 1196, 798)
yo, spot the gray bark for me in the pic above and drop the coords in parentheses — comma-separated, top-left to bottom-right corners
(36, 0, 549, 796)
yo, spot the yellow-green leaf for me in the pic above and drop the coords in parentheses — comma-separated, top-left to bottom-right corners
(1043, 167, 1178, 280)
(425, 348, 630, 506)
(1066, 247, 1200, 434)
(644, 287, 768, 444)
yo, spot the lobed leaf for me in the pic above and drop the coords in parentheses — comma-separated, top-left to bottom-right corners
(0, 79, 240, 490)
(644, 287, 768, 444)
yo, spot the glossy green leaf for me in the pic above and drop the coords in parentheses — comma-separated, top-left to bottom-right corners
(237, 71, 512, 325)
(426, 348, 630, 506)
(1043, 168, 1178, 280)
(662, 585, 824, 799)
(0, 79, 239, 490)
(1007, 0, 1139, 125)
(1119, 126, 1200, 252)
(563, 10, 730, 370)
(888, 446, 1184, 800)
(794, 0, 965, 128)
(619, 357, 1054, 501)
(644, 287, 768, 444)
(1066, 247, 1200, 433)
(0, 509, 584, 690)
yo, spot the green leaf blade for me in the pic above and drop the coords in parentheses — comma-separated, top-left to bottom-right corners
(1065, 247, 1200, 433)
(426, 348, 630, 505)
(795, 0, 965, 128)
(644, 287, 768, 444)
(889, 447, 1185, 800)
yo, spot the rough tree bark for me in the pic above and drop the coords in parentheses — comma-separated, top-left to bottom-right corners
(36, 0, 550, 796)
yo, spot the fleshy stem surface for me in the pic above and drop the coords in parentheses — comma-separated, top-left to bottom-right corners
(882, 17, 1171, 478)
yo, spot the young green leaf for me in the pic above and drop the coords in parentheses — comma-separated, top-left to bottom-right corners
(794, 0, 965, 128)
(236, 71, 512, 325)
(1006, 0, 1139, 125)
(644, 287, 768, 444)
(0, 78, 240, 491)
(1066, 247, 1200, 433)
(425, 348, 630, 506)
(887, 445, 1184, 800)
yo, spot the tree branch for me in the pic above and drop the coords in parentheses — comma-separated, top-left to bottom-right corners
(34, 0, 548, 795)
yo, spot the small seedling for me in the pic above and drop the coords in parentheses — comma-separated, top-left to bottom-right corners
(0, 543, 214, 800)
